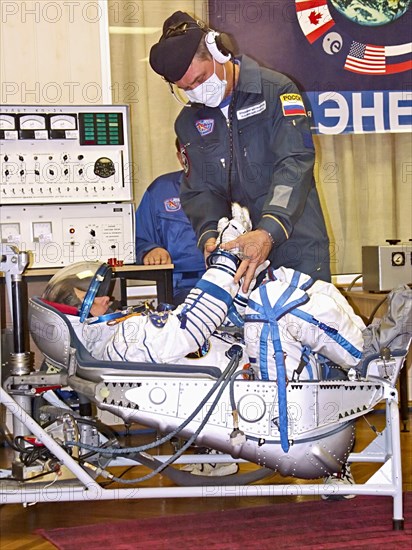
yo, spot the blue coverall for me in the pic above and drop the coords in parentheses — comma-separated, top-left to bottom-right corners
(135, 170, 206, 304)
(176, 55, 331, 282)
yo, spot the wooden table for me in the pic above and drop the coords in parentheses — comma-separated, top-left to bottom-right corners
(340, 288, 389, 324)
(16, 263, 174, 306)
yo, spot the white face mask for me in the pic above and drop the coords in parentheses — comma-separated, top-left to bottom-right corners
(184, 60, 227, 108)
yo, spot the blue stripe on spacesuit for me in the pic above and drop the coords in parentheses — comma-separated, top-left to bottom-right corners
(269, 268, 315, 292)
(181, 322, 203, 350)
(198, 294, 227, 318)
(176, 288, 228, 350)
(142, 333, 156, 362)
(234, 294, 248, 307)
(111, 323, 127, 360)
(187, 302, 221, 330)
(291, 309, 363, 359)
(195, 279, 233, 308)
(185, 314, 215, 346)
(182, 291, 227, 323)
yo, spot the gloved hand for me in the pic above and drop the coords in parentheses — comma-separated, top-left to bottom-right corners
(207, 203, 252, 276)
(215, 203, 252, 252)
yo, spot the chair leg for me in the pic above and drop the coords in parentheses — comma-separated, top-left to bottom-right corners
(387, 396, 404, 530)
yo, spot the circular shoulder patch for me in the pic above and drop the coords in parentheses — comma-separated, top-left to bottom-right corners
(180, 145, 190, 176)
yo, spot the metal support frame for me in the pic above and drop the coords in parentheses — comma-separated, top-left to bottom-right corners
(0, 383, 405, 529)
(0, 245, 407, 530)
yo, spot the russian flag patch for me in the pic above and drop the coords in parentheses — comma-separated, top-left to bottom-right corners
(280, 93, 307, 117)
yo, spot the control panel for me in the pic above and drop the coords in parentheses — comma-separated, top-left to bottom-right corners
(0, 105, 132, 204)
(0, 105, 135, 268)
(0, 203, 135, 268)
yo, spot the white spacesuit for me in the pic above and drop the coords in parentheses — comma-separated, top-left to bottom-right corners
(42, 205, 365, 382)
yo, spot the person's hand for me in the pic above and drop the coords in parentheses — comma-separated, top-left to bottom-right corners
(204, 237, 217, 263)
(143, 247, 171, 265)
(220, 229, 273, 293)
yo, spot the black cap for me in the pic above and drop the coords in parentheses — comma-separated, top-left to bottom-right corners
(149, 11, 205, 82)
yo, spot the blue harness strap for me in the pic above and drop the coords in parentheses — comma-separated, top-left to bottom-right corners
(291, 309, 363, 359)
(245, 283, 310, 453)
(227, 303, 245, 327)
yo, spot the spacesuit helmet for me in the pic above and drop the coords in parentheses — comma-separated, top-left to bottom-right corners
(42, 261, 113, 322)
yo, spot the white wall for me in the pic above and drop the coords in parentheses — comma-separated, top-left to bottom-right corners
(0, 0, 111, 105)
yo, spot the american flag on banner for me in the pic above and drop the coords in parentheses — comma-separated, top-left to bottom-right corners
(344, 42, 385, 74)
(345, 41, 412, 75)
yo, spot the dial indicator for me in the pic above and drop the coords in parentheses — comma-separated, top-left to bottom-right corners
(20, 114, 46, 130)
(49, 114, 77, 130)
(0, 222, 21, 243)
(0, 115, 16, 130)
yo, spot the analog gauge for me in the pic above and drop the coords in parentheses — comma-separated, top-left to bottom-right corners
(391, 252, 405, 267)
(19, 114, 46, 130)
(0, 114, 16, 130)
(32, 221, 52, 242)
(49, 114, 77, 130)
(0, 222, 21, 243)
(94, 157, 116, 178)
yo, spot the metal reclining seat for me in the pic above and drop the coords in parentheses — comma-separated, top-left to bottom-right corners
(28, 296, 222, 382)
(6, 295, 404, 529)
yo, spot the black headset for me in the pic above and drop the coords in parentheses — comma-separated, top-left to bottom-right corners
(163, 20, 233, 64)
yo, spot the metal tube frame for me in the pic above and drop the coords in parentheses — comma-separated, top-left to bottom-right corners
(0, 384, 405, 529)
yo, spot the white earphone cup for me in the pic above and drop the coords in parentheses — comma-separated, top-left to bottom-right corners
(205, 31, 231, 64)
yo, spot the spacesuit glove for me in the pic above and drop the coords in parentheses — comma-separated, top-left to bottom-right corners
(215, 203, 252, 251)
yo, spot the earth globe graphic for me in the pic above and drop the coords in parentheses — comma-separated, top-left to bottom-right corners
(329, 0, 411, 26)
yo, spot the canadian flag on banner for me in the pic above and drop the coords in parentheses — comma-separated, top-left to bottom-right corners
(295, 0, 335, 44)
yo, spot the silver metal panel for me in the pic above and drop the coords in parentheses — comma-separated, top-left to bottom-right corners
(362, 245, 412, 291)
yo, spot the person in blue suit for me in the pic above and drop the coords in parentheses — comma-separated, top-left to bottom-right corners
(135, 140, 206, 305)
(149, 11, 331, 295)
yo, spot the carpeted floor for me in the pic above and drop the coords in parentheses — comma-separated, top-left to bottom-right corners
(36, 493, 412, 549)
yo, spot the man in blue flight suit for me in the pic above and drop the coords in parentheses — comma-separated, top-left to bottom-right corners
(135, 139, 205, 305)
(149, 11, 331, 294)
